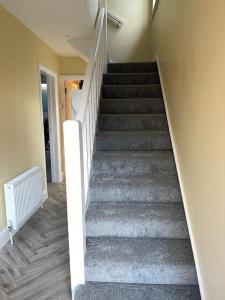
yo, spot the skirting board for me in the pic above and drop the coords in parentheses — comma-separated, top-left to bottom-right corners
(156, 54, 205, 300)
(0, 190, 48, 250)
(42, 189, 48, 202)
(0, 228, 10, 250)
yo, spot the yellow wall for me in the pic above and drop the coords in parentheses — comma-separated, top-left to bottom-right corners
(107, 0, 152, 62)
(59, 57, 87, 75)
(151, 1, 225, 299)
(0, 5, 59, 230)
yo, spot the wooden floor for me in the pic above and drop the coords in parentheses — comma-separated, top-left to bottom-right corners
(0, 183, 71, 300)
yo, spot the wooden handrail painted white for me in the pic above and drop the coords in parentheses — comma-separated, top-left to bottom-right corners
(63, 4, 107, 299)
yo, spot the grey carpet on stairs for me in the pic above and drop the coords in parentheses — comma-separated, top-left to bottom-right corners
(75, 62, 200, 299)
(96, 131, 172, 151)
(92, 151, 177, 175)
(100, 98, 165, 114)
(88, 174, 182, 203)
(86, 202, 189, 239)
(85, 237, 197, 285)
(75, 283, 200, 300)
(102, 84, 162, 99)
(98, 114, 168, 131)
(103, 72, 160, 85)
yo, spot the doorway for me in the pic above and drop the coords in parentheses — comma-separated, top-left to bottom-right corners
(65, 80, 83, 120)
(59, 75, 85, 123)
(39, 65, 62, 186)
(41, 73, 52, 182)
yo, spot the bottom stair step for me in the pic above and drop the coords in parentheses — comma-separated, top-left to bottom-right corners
(85, 237, 198, 285)
(75, 283, 201, 300)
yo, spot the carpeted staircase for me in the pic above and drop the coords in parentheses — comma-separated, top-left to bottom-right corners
(75, 62, 201, 299)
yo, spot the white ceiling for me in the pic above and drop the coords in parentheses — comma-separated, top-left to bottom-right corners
(0, 0, 98, 56)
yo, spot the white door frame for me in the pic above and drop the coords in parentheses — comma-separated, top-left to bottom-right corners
(39, 64, 62, 185)
(59, 75, 85, 123)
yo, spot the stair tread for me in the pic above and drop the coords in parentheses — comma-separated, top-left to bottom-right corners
(93, 151, 176, 175)
(85, 237, 198, 285)
(89, 173, 181, 203)
(86, 202, 189, 239)
(75, 283, 201, 300)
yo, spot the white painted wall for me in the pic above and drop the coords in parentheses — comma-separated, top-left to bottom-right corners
(86, 0, 98, 25)
(0, 0, 96, 56)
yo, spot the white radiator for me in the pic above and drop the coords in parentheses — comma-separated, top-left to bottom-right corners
(4, 166, 43, 231)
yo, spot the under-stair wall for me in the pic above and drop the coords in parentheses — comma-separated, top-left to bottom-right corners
(151, 1, 225, 299)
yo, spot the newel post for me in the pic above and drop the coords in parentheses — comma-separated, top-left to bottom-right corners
(63, 120, 86, 299)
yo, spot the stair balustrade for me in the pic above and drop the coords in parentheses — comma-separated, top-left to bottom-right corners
(63, 4, 107, 299)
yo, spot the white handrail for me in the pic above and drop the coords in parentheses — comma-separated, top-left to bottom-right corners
(63, 4, 107, 299)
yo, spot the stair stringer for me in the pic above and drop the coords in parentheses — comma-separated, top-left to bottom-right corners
(156, 53, 205, 300)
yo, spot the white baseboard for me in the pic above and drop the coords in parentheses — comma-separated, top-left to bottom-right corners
(156, 53, 205, 299)
(42, 190, 48, 202)
(0, 228, 9, 250)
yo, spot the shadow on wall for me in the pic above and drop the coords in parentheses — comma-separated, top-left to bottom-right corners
(107, 0, 152, 62)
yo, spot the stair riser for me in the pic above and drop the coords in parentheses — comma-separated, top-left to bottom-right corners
(86, 266, 197, 285)
(96, 133, 172, 151)
(75, 283, 201, 300)
(100, 99, 165, 114)
(103, 73, 160, 85)
(108, 62, 158, 73)
(87, 223, 188, 239)
(93, 153, 176, 175)
(102, 85, 162, 99)
(88, 179, 181, 203)
(98, 115, 168, 131)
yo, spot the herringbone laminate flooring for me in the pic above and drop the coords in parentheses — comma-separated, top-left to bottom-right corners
(0, 183, 71, 300)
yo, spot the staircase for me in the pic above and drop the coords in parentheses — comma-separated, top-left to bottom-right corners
(75, 62, 201, 299)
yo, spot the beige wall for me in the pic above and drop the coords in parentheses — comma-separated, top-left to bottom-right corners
(59, 57, 87, 75)
(107, 0, 152, 62)
(0, 5, 59, 230)
(151, 1, 225, 299)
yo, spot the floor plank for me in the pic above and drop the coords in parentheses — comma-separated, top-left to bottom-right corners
(0, 183, 71, 300)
